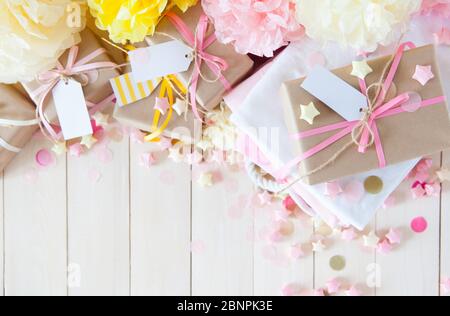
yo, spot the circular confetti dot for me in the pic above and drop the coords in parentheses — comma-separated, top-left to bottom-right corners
(35, 149, 54, 167)
(329, 255, 346, 271)
(364, 176, 384, 194)
(411, 217, 428, 233)
(401, 92, 423, 113)
(317, 225, 333, 236)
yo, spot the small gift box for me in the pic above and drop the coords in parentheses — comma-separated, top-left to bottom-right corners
(21, 28, 119, 139)
(0, 85, 39, 172)
(145, 4, 254, 114)
(281, 44, 450, 185)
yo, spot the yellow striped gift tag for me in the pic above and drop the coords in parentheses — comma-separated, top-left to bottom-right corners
(110, 73, 162, 107)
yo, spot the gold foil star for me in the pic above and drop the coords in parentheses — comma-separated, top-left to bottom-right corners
(437, 167, 450, 183)
(351, 60, 373, 80)
(51, 141, 67, 155)
(80, 135, 98, 149)
(92, 112, 109, 127)
(300, 102, 320, 125)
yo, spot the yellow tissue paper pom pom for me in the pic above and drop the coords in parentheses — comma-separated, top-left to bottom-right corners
(88, 0, 198, 44)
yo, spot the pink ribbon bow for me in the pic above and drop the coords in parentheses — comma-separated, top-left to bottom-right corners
(276, 42, 447, 179)
(165, 12, 232, 121)
(31, 46, 117, 140)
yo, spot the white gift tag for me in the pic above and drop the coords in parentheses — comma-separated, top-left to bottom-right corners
(52, 79, 93, 140)
(301, 65, 368, 121)
(129, 40, 193, 83)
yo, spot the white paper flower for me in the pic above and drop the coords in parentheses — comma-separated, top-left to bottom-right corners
(0, 0, 86, 84)
(295, 0, 421, 52)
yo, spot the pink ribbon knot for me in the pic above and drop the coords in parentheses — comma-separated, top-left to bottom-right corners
(31, 46, 117, 141)
(276, 42, 447, 180)
(165, 12, 232, 121)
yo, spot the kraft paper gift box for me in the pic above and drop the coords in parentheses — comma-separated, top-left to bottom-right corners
(0, 85, 39, 172)
(145, 4, 254, 112)
(21, 28, 120, 125)
(281, 44, 450, 185)
(226, 42, 420, 230)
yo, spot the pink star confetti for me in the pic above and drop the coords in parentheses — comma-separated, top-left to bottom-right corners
(385, 228, 402, 245)
(434, 27, 450, 46)
(377, 239, 393, 255)
(441, 278, 450, 295)
(139, 153, 156, 168)
(343, 180, 364, 203)
(412, 65, 435, 86)
(154, 97, 170, 115)
(326, 278, 341, 295)
(345, 286, 362, 297)
(68, 143, 84, 157)
(341, 228, 358, 241)
(258, 191, 272, 206)
(325, 181, 343, 199)
(35, 149, 55, 168)
(290, 243, 305, 259)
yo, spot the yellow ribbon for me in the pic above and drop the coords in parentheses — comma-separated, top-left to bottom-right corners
(144, 74, 187, 142)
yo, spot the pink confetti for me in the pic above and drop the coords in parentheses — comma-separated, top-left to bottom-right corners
(313, 288, 325, 296)
(283, 196, 297, 212)
(341, 228, 358, 241)
(107, 127, 124, 142)
(23, 168, 39, 184)
(401, 92, 423, 113)
(35, 149, 55, 167)
(343, 180, 364, 203)
(325, 181, 343, 199)
(68, 143, 84, 157)
(411, 217, 428, 233)
(434, 27, 450, 46)
(190, 240, 206, 254)
(88, 168, 102, 183)
(345, 286, 362, 297)
(412, 65, 435, 86)
(281, 283, 300, 296)
(385, 228, 402, 245)
(377, 239, 393, 255)
(139, 152, 156, 168)
(326, 278, 341, 294)
(96, 146, 113, 164)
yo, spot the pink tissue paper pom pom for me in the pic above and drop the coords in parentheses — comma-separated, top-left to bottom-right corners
(420, 0, 450, 18)
(202, 0, 304, 57)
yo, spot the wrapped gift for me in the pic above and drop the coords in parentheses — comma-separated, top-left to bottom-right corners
(225, 42, 420, 230)
(281, 44, 450, 185)
(145, 4, 254, 114)
(21, 29, 119, 139)
(0, 85, 39, 172)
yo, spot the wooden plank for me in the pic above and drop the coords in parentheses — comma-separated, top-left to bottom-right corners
(67, 136, 130, 296)
(130, 142, 191, 296)
(253, 195, 314, 296)
(441, 151, 450, 296)
(191, 164, 254, 295)
(0, 173, 3, 296)
(4, 136, 67, 296)
(376, 154, 441, 296)
(314, 222, 376, 296)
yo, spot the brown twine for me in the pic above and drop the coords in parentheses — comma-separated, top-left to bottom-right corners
(280, 48, 399, 193)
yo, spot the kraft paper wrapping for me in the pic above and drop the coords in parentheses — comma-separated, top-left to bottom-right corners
(113, 92, 200, 142)
(0, 85, 38, 172)
(281, 45, 450, 185)
(21, 28, 120, 124)
(145, 4, 254, 111)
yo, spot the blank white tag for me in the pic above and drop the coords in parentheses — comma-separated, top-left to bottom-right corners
(129, 40, 193, 83)
(52, 79, 93, 140)
(301, 65, 368, 121)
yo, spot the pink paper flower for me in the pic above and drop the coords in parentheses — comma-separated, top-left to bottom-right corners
(202, 0, 304, 57)
(420, 0, 450, 18)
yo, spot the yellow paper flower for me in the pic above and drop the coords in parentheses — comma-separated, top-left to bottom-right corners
(88, 0, 198, 44)
(0, 0, 86, 84)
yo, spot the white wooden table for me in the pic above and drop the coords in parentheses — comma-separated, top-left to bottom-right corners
(1, 134, 449, 296)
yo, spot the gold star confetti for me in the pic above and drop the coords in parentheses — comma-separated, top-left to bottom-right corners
(197, 172, 213, 187)
(351, 60, 373, 80)
(300, 102, 320, 125)
(92, 112, 109, 127)
(51, 141, 67, 155)
(80, 135, 98, 149)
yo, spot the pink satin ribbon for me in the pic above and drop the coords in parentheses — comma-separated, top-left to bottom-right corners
(276, 42, 447, 179)
(165, 12, 231, 121)
(31, 46, 117, 140)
